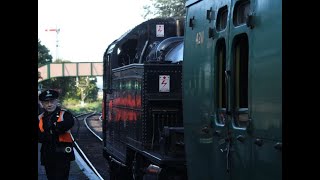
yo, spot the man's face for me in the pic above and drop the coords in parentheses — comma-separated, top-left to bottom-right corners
(41, 99, 58, 113)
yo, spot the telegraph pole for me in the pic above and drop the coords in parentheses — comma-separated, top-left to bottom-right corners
(76, 76, 89, 107)
(45, 27, 60, 61)
(55, 27, 60, 61)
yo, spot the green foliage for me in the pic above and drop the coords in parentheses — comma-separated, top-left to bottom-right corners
(38, 39, 53, 67)
(76, 77, 99, 102)
(143, 0, 186, 19)
(41, 76, 78, 100)
(42, 59, 80, 99)
(62, 100, 102, 115)
(38, 40, 99, 105)
(62, 98, 80, 107)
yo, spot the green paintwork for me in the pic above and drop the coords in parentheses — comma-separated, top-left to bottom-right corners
(183, 0, 282, 180)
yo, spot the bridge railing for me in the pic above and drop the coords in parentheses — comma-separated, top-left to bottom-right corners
(38, 62, 103, 82)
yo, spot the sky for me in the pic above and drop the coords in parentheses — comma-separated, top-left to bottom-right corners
(38, 0, 153, 62)
(38, 0, 153, 88)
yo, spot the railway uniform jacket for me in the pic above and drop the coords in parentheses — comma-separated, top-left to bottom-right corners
(38, 107, 75, 165)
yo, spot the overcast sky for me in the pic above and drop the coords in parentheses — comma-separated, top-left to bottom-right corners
(38, 0, 153, 88)
(38, 0, 152, 62)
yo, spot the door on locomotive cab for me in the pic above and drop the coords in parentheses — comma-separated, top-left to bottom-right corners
(183, 0, 229, 180)
(226, 0, 253, 179)
(246, 0, 282, 179)
(210, 0, 254, 179)
(210, 1, 233, 180)
(204, 0, 254, 179)
(226, 0, 273, 180)
(227, 1, 282, 180)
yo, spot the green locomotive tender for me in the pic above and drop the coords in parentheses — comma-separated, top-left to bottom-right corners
(183, 0, 282, 180)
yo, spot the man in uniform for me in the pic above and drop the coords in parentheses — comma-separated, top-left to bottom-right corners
(38, 89, 75, 180)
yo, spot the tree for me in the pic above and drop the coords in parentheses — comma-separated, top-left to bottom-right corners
(40, 59, 78, 100)
(76, 77, 99, 103)
(38, 40, 99, 104)
(143, 0, 186, 19)
(38, 39, 53, 67)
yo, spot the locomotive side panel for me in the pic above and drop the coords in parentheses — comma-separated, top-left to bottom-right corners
(183, 0, 226, 179)
(183, 0, 282, 180)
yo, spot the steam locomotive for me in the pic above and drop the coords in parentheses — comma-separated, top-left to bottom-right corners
(102, 0, 282, 179)
(102, 17, 187, 180)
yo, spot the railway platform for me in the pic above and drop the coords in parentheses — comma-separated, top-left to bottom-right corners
(38, 143, 100, 180)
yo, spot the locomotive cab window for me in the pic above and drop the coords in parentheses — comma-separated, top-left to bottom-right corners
(118, 39, 138, 66)
(232, 34, 249, 128)
(216, 6, 228, 31)
(233, 0, 250, 26)
(215, 39, 227, 125)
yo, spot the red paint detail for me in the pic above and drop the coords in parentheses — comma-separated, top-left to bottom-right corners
(108, 100, 113, 121)
(101, 100, 105, 120)
(113, 95, 141, 108)
(108, 94, 141, 122)
(45, 28, 57, 32)
(113, 109, 138, 122)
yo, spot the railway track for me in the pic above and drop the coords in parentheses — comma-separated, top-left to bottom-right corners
(71, 112, 110, 180)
